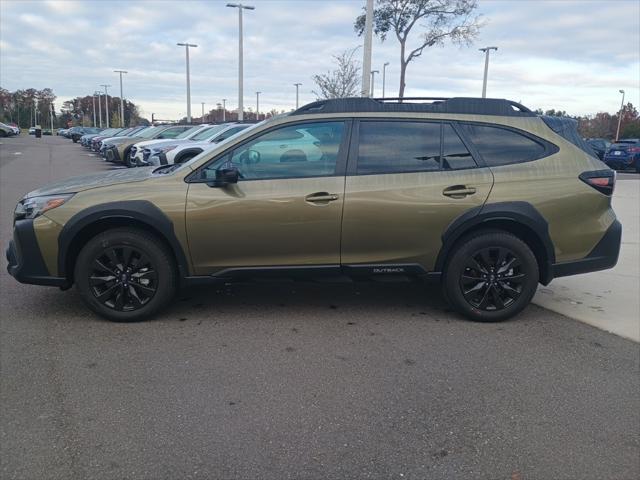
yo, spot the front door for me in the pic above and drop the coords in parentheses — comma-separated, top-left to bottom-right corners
(341, 120, 494, 272)
(185, 120, 350, 275)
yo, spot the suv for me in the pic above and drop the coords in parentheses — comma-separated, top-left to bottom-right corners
(603, 139, 640, 172)
(6, 97, 621, 322)
(103, 125, 192, 167)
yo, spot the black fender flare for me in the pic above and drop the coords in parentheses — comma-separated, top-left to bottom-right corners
(57, 200, 190, 280)
(434, 201, 555, 283)
(174, 148, 204, 164)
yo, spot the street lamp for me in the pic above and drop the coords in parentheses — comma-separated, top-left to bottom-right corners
(92, 93, 97, 127)
(201, 102, 205, 123)
(177, 42, 198, 123)
(222, 98, 227, 122)
(255, 91, 261, 118)
(95, 91, 102, 128)
(361, 0, 374, 97)
(227, 3, 254, 121)
(114, 70, 127, 127)
(100, 84, 111, 127)
(615, 89, 625, 142)
(382, 62, 389, 98)
(479, 46, 498, 98)
(294, 83, 302, 109)
(370, 70, 379, 97)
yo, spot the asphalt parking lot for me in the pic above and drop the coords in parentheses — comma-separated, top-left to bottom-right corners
(1, 135, 639, 480)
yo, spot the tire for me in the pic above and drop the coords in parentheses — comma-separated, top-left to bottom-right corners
(443, 230, 539, 322)
(123, 147, 133, 167)
(74, 228, 177, 322)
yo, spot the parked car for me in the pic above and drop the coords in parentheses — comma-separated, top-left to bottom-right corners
(28, 127, 36, 135)
(585, 138, 610, 160)
(141, 123, 252, 166)
(57, 128, 69, 136)
(0, 122, 16, 137)
(103, 125, 192, 167)
(128, 124, 212, 166)
(603, 139, 640, 172)
(92, 126, 146, 153)
(68, 126, 102, 143)
(81, 128, 122, 148)
(6, 97, 621, 323)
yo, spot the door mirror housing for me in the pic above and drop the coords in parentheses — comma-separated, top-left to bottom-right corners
(194, 167, 240, 187)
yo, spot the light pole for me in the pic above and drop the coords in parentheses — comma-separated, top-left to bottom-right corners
(201, 102, 205, 123)
(479, 46, 498, 98)
(222, 98, 227, 122)
(92, 93, 97, 127)
(361, 0, 373, 97)
(95, 91, 102, 128)
(615, 89, 625, 142)
(255, 91, 261, 118)
(370, 70, 379, 97)
(177, 42, 198, 123)
(227, 3, 255, 121)
(50, 103, 54, 132)
(114, 70, 127, 127)
(382, 62, 389, 98)
(294, 83, 302, 109)
(100, 84, 111, 127)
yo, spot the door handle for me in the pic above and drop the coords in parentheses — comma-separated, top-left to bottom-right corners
(443, 185, 477, 198)
(305, 192, 339, 203)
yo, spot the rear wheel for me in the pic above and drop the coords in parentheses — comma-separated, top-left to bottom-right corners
(74, 228, 177, 322)
(443, 231, 539, 322)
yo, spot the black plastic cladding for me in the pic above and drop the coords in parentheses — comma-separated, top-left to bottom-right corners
(292, 97, 535, 117)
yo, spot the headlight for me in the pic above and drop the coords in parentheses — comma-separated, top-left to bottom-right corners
(153, 145, 178, 154)
(14, 194, 74, 221)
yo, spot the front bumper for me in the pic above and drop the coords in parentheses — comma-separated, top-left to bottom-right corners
(104, 145, 121, 163)
(6, 219, 67, 287)
(551, 219, 622, 279)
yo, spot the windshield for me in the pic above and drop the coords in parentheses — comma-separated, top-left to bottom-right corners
(190, 124, 228, 141)
(176, 126, 203, 139)
(137, 127, 160, 138)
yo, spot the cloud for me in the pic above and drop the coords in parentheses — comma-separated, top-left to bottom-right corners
(0, 0, 638, 119)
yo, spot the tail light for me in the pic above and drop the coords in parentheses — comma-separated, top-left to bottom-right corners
(579, 169, 616, 196)
(628, 146, 640, 154)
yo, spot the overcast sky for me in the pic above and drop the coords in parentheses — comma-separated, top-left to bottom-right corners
(1, 0, 638, 120)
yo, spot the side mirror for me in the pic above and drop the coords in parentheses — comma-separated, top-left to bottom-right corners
(202, 167, 240, 187)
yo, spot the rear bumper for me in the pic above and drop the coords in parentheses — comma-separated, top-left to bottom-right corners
(6, 219, 68, 287)
(551, 219, 622, 279)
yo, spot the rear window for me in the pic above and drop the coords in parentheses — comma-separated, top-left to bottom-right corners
(461, 124, 547, 166)
(357, 121, 441, 174)
(541, 116, 596, 158)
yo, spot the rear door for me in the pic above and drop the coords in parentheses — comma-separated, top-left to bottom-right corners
(340, 119, 493, 273)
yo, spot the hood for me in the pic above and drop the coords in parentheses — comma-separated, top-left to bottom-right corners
(136, 138, 189, 150)
(25, 167, 155, 198)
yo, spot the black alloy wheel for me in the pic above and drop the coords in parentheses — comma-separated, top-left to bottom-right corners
(444, 231, 539, 322)
(89, 246, 158, 312)
(75, 228, 177, 322)
(460, 246, 525, 311)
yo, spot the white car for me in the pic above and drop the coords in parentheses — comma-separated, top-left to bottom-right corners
(140, 123, 252, 166)
(128, 124, 214, 166)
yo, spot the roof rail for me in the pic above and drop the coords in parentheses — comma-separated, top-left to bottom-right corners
(292, 97, 535, 117)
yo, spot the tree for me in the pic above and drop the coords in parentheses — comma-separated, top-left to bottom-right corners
(355, 0, 484, 98)
(312, 47, 361, 99)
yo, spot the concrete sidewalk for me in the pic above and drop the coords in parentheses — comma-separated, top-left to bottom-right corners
(533, 174, 640, 342)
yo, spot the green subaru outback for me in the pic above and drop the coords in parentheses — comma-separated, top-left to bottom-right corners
(6, 97, 621, 322)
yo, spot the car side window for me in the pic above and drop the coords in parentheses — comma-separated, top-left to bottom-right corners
(357, 121, 441, 174)
(159, 127, 190, 139)
(227, 121, 345, 180)
(462, 124, 547, 166)
(442, 125, 476, 170)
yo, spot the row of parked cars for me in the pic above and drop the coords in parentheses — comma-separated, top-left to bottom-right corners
(67, 123, 253, 167)
(0, 122, 20, 136)
(586, 137, 640, 172)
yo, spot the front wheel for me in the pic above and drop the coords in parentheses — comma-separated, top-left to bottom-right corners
(443, 231, 539, 322)
(74, 228, 177, 322)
